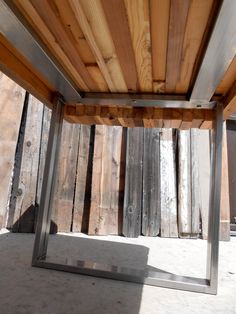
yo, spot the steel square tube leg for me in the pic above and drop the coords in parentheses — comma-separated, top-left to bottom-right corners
(32, 101, 223, 294)
(206, 103, 223, 294)
(32, 95, 64, 264)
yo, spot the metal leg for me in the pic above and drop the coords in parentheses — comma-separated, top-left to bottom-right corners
(206, 103, 223, 294)
(32, 95, 64, 264)
(32, 101, 223, 294)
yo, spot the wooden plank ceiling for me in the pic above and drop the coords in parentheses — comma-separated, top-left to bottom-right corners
(2, 0, 236, 125)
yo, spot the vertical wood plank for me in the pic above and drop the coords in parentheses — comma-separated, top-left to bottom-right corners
(142, 128, 160, 236)
(178, 129, 200, 238)
(160, 129, 178, 237)
(89, 126, 124, 235)
(0, 74, 25, 229)
(51, 121, 80, 232)
(72, 125, 92, 233)
(123, 127, 143, 237)
(165, 0, 190, 92)
(190, 129, 200, 236)
(220, 122, 230, 241)
(178, 130, 191, 237)
(12, 95, 43, 232)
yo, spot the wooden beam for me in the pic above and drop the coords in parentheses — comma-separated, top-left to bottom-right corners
(150, 0, 170, 87)
(223, 80, 236, 119)
(165, 0, 190, 92)
(65, 105, 215, 129)
(101, 0, 139, 92)
(0, 34, 53, 107)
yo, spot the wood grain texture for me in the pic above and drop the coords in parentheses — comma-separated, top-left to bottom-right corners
(0, 34, 53, 107)
(101, 0, 139, 92)
(223, 79, 236, 120)
(89, 126, 124, 235)
(160, 129, 178, 237)
(150, 0, 170, 84)
(51, 121, 80, 232)
(35, 106, 51, 209)
(12, 95, 43, 232)
(80, 0, 127, 92)
(124, 0, 152, 92)
(13, 0, 90, 91)
(175, 0, 213, 93)
(216, 55, 236, 96)
(73, 125, 92, 232)
(142, 128, 160, 236)
(165, 0, 190, 92)
(65, 105, 215, 129)
(123, 128, 143, 237)
(0, 74, 25, 229)
(69, 0, 116, 92)
(178, 129, 200, 238)
(31, 0, 98, 91)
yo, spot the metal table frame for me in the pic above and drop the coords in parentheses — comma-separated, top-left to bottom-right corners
(32, 95, 223, 295)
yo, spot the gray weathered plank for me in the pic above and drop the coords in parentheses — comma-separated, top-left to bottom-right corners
(12, 95, 43, 232)
(160, 129, 178, 237)
(142, 128, 160, 236)
(51, 120, 81, 232)
(0, 73, 25, 229)
(89, 125, 124, 235)
(178, 129, 200, 238)
(123, 127, 143, 237)
(72, 125, 91, 233)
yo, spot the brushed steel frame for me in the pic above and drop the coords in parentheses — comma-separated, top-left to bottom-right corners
(32, 96, 223, 294)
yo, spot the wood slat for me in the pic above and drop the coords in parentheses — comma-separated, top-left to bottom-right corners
(12, 95, 43, 232)
(178, 129, 200, 238)
(124, 0, 152, 92)
(101, 0, 139, 92)
(123, 128, 143, 237)
(165, 0, 190, 92)
(30, 0, 98, 91)
(142, 128, 160, 236)
(65, 105, 215, 129)
(79, 0, 127, 92)
(223, 79, 236, 120)
(0, 34, 53, 107)
(13, 0, 89, 91)
(89, 126, 124, 235)
(175, 0, 213, 93)
(69, 0, 116, 92)
(160, 129, 178, 237)
(0, 74, 25, 229)
(51, 121, 80, 232)
(150, 0, 170, 88)
(73, 125, 92, 233)
(216, 55, 236, 96)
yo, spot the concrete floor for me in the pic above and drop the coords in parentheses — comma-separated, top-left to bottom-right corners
(0, 229, 235, 314)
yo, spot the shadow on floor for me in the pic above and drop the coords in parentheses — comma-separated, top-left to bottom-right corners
(0, 231, 157, 314)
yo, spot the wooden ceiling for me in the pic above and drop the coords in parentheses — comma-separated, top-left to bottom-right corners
(12, 0, 235, 95)
(1, 0, 236, 126)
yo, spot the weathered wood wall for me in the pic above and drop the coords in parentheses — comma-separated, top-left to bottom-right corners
(1, 88, 231, 240)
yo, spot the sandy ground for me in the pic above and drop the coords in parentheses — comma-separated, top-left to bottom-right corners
(0, 229, 235, 314)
